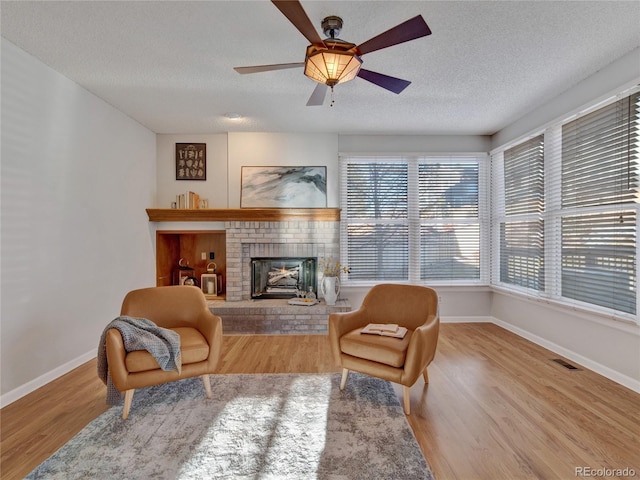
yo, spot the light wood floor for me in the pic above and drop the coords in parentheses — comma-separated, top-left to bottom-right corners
(1, 324, 639, 480)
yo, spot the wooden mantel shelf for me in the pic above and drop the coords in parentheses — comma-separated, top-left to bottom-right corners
(146, 208, 341, 222)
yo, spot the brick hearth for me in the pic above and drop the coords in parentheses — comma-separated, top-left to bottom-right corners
(208, 298, 351, 334)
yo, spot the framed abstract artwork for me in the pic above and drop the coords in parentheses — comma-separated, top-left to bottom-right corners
(241, 166, 327, 208)
(176, 143, 206, 180)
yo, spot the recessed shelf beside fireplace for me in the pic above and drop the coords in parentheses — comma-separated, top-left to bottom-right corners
(155, 230, 226, 296)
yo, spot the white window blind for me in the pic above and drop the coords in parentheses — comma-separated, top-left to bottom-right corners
(343, 160, 409, 281)
(492, 89, 639, 321)
(499, 135, 545, 291)
(419, 162, 480, 280)
(340, 156, 485, 284)
(504, 136, 545, 216)
(559, 92, 639, 314)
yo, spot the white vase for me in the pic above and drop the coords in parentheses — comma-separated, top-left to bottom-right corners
(321, 275, 340, 306)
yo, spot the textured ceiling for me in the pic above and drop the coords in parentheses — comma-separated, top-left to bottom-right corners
(1, 1, 639, 135)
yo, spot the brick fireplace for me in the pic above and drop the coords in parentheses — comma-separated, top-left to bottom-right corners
(224, 220, 340, 301)
(148, 209, 350, 334)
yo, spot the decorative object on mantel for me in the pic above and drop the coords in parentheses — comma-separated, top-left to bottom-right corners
(319, 258, 350, 306)
(241, 166, 326, 208)
(175, 191, 203, 209)
(176, 143, 206, 180)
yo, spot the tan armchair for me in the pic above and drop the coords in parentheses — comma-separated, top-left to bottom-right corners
(105, 286, 223, 419)
(328, 284, 439, 415)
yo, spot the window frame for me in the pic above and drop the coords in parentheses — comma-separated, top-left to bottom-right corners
(339, 155, 489, 287)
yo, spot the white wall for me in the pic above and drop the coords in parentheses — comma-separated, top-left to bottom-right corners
(491, 293, 640, 392)
(0, 40, 157, 405)
(339, 134, 491, 154)
(156, 132, 339, 208)
(228, 132, 340, 208)
(342, 285, 492, 321)
(492, 47, 640, 149)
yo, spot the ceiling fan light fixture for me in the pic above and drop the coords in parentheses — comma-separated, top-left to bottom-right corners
(304, 44, 362, 87)
(234, 5, 431, 106)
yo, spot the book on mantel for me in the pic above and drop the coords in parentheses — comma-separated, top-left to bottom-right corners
(361, 323, 407, 339)
(176, 191, 200, 209)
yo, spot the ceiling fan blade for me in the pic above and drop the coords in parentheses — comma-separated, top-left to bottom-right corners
(306, 83, 328, 106)
(356, 15, 431, 56)
(234, 63, 304, 74)
(357, 69, 411, 94)
(272, 0, 325, 45)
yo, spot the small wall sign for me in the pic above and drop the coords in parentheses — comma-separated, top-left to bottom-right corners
(176, 143, 206, 180)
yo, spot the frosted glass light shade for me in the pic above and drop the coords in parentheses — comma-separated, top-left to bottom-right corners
(304, 47, 362, 87)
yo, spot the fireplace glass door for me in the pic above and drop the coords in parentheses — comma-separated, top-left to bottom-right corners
(251, 257, 317, 299)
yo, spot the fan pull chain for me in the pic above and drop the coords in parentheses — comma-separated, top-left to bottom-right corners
(330, 86, 335, 107)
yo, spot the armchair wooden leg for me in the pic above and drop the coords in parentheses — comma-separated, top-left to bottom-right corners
(202, 374, 212, 399)
(403, 385, 411, 415)
(340, 368, 349, 390)
(123, 389, 135, 419)
(423, 368, 429, 384)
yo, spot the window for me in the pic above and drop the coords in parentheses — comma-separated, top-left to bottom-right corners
(496, 135, 545, 290)
(419, 162, 480, 280)
(559, 92, 639, 314)
(344, 161, 409, 281)
(492, 89, 639, 321)
(340, 156, 486, 284)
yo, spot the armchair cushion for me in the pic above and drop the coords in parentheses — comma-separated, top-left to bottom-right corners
(170, 327, 210, 363)
(340, 328, 413, 368)
(124, 327, 209, 373)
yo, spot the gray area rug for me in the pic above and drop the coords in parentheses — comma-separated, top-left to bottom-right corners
(26, 372, 434, 479)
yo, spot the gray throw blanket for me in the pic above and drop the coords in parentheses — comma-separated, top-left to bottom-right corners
(97, 316, 182, 405)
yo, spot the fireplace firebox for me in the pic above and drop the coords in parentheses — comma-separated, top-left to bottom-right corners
(251, 257, 317, 299)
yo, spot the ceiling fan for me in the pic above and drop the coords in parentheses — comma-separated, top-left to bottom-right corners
(234, 0, 432, 106)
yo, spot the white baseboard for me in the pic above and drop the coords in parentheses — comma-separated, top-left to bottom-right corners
(440, 316, 492, 323)
(492, 317, 640, 394)
(0, 350, 95, 408)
